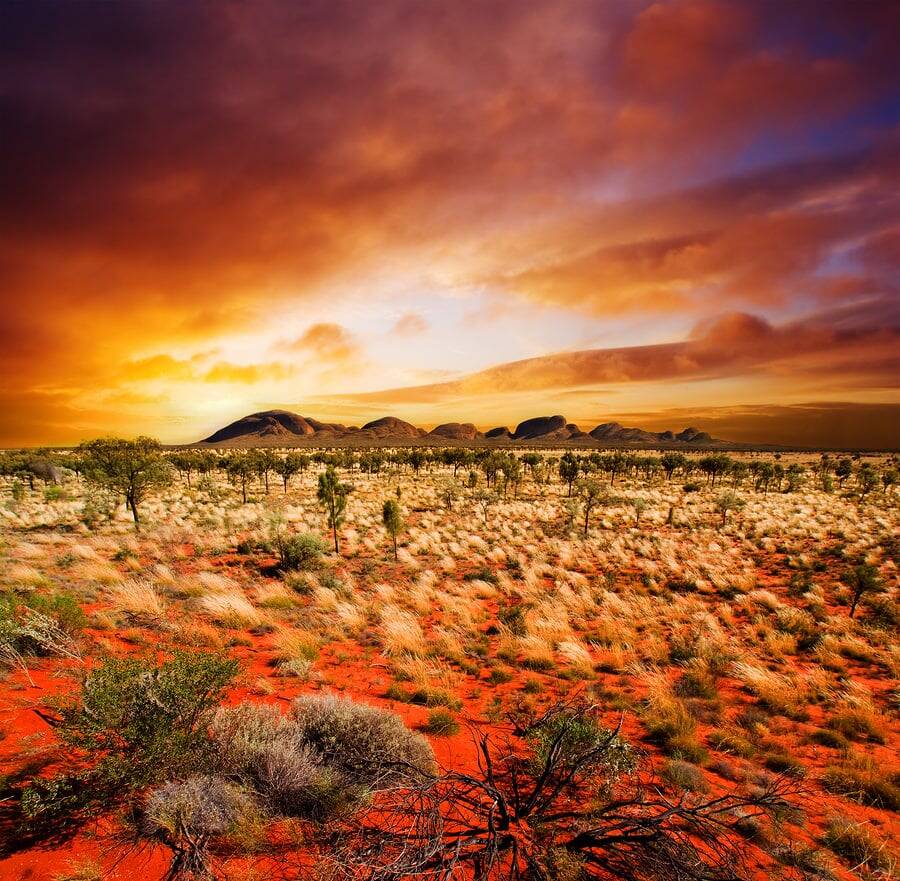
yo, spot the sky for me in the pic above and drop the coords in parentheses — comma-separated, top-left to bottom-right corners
(1, 0, 899, 448)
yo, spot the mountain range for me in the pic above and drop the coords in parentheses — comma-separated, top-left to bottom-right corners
(198, 410, 723, 447)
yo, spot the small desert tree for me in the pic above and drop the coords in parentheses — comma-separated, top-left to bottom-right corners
(842, 561, 883, 619)
(856, 463, 879, 502)
(577, 478, 605, 537)
(835, 458, 853, 488)
(225, 452, 255, 504)
(715, 490, 746, 528)
(79, 437, 171, 529)
(317, 466, 352, 554)
(274, 452, 303, 493)
(631, 496, 649, 527)
(439, 480, 458, 510)
(660, 451, 686, 481)
(382, 498, 403, 560)
(559, 452, 580, 497)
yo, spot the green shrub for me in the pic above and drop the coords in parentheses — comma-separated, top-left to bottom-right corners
(497, 603, 528, 635)
(489, 667, 514, 685)
(409, 686, 461, 709)
(762, 752, 806, 778)
(823, 815, 895, 874)
(663, 759, 709, 793)
(22, 652, 237, 821)
(809, 727, 849, 750)
(527, 710, 635, 790)
(675, 668, 718, 699)
(707, 729, 755, 758)
(276, 533, 327, 571)
(821, 763, 900, 811)
(26, 591, 86, 636)
(827, 708, 886, 743)
(0, 591, 85, 662)
(424, 708, 459, 736)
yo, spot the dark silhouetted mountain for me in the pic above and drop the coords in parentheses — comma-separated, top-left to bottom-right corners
(199, 411, 727, 446)
(360, 416, 424, 438)
(203, 410, 338, 443)
(429, 422, 483, 440)
(512, 415, 568, 439)
(676, 427, 713, 443)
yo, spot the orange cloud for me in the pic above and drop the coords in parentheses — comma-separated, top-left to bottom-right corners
(0, 1, 897, 445)
(341, 307, 900, 403)
(282, 324, 361, 364)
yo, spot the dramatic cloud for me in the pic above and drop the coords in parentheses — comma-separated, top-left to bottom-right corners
(281, 324, 361, 364)
(0, 0, 897, 445)
(340, 306, 899, 402)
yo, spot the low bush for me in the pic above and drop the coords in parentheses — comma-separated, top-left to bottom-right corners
(663, 759, 709, 793)
(675, 667, 718, 699)
(821, 762, 900, 811)
(823, 815, 895, 874)
(762, 752, 806, 778)
(424, 708, 460, 736)
(809, 727, 850, 750)
(22, 652, 237, 820)
(292, 693, 437, 786)
(827, 707, 886, 743)
(276, 533, 327, 571)
(707, 729, 755, 758)
(212, 703, 346, 818)
(489, 667, 514, 685)
(142, 775, 256, 878)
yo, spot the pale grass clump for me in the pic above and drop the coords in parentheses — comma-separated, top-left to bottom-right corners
(516, 633, 556, 670)
(334, 600, 365, 634)
(151, 563, 177, 585)
(380, 606, 427, 656)
(200, 590, 265, 628)
(255, 582, 299, 610)
(593, 640, 634, 672)
(761, 630, 796, 659)
(395, 657, 459, 693)
(273, 628, 320, 665)
(312, 585, 341, 612)
(373, 582, 396, 604)
(747, 589, 781, 611)
(396, 547, 420, 570)
(436, 593, 478, 633)
(474, 578, 502, 599)
(5, 563, 50, 588)
(732, 662, 806, 716)
(195, 571, 237, 593)
(523, 602, 572, 644)
(111, 579, 166, 618)
(431, 626, 464, 659)
(557, 639, 594, 674)
(175, 619, 225, 648)
(10, 540, 45, 559)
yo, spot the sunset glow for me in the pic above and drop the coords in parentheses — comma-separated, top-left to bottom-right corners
(1, 1, 898, 447)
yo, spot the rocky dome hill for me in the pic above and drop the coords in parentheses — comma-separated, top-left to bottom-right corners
(198, 410, 727, 448)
